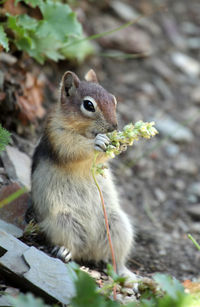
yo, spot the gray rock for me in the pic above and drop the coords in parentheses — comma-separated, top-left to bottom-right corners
(121, 287, 134, 296)
(0, 230, 75, 305)
(173, 155, 198, 175)
(156, 116, 194, 143)
(0, 52, 17, 65)
(191, 86, 200, 104)
(92, 15, 152, 54)
(187, 194, 198, 204)
(190, 222, 200, 232)
(0, 296, 12, 306)
(89, 270, 101, 280)
(181, 22, 200, 35)
(187, 38, 200, 50)
(23, 247, 75, 304)
(1, 146, 31, 190)
(188, 182, 200, 197)
(154, 78, 174, 101)
(154, 188, 166, 203)
(0, 219, 23, 238)
(186, 204, 200, 219)
(165, 143, 180, 157)
(110, 1, 138, 21)
(174, 179, 185, 191)
(110, 0, 160, 35)
(171, 52, 200, 77)
(162, 15, 186, 49)
(150, 59, 174, 82)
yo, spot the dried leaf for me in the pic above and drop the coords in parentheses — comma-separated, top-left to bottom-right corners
(16, 72, 45, 124)
(3, 0, 26, 16)
(183, 280, 200, 294)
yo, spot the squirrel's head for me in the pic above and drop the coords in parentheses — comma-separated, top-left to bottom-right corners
(59, 70, 118, 138)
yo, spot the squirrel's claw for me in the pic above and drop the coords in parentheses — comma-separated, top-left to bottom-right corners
(51, 245, 72, 263)
(94, 134, 110, 152)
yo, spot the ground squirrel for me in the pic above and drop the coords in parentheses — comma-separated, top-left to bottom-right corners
(31, 69, 136, 280)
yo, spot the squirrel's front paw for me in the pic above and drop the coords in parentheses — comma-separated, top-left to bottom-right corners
(94, 134, 110, 152)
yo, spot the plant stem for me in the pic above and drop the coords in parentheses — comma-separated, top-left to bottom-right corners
(91, 152, 117, 300)
(0, 187, 27, 209)
(64, 5, 165, 48)
(188, 234, 200, 251)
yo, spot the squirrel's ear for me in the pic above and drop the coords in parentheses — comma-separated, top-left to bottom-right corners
(84, 69, 98, 83)
(61, 71, 80, 97)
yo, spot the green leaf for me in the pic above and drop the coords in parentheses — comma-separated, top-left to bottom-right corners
(153, 274, 184, 300)
(38, 0, 82, 41)
(8, 292, 51, 307)
(7, 1, 93, 63)
(61, 35, 94, 62)
(15, 0, 41, 8)
(71, 270, 120, 307)
(0, 125, 11, 152)
(7, 14, 26, 36)
(0, 25, 9, 51)
(17, 14, 38, 30)
(26, 35, 64, 63)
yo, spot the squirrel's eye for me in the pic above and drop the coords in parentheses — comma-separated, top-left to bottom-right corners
(83, 99, 95, 112)
(81, 96, 97, 117)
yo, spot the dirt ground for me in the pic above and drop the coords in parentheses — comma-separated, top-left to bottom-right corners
(0, 0, 200, 287)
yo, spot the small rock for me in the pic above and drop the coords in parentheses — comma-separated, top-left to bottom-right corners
(181, 22, 199, 35)
(0, 167, 5, 174)
(121, 287, 134, 296)
(173, 155, 198, 175)
(188, 182, 200, 197)
(154, 188, 166, 203)
(187, 194, 198, 204)
(154, 78, 174, 101)
(0, 52, 17, 65)
(190, 222, 200, 232)
(110, 0, 138, 21)
(101, 275, 109, 280)
(187, 38, 200, 50)
(116, 293, 123, 303)
(0, 296, 12, 306)
(5, 286, 20, 297)
(93, 15, 152, 54)
(186, 204, 200, 219)
(89, 270, 101, 280)
(150, 58, 174, 82)
(165, 143, 179, 157)
(171, 52, 200, 77)
(140, 82, 157, 97)
(191, 86, 200, 104)
(1, 145, 31, 190)
(162, 15, 186, 49)
(156, 116, 194, 143)
(174, 179, 185, 191)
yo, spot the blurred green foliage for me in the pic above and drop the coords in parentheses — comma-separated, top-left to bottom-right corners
(6, 268, 200, 307)
(0, 124, 11, 152)
(1, 0, 93, 63)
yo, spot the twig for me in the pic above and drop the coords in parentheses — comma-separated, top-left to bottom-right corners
(91, 152, 117, 300)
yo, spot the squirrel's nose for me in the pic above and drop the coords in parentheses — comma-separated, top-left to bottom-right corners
(107, 123, 118, 132)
